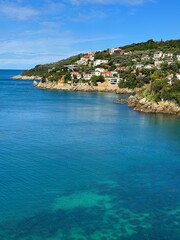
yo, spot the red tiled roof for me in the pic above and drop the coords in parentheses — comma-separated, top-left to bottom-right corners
(82, 55, 89, 59)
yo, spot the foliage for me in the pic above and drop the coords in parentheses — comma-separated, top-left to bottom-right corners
(64, 72, 72, 83)
(90, 75, 105, 86)
(94, 50, 111, 60)
(149, 79, 180, 104)
(118, 73, 145, 89)
(21, 39, 180, 96)
(121, 39, 180, 52)
(22, 54, 82, 77)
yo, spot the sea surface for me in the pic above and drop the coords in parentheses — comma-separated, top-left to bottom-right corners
(0, 69, 179, 240)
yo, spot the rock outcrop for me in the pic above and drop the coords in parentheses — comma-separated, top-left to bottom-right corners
(126, 95, 180, 116)
(11, 75, 42, 80)
(36, 80, 138, 94)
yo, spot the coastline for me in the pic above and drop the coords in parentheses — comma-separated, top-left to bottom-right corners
(12, 75, 180, 116)
(115, 95, 180, 116)
(11, 74, 42, 80)
(36, 81, 137, 94)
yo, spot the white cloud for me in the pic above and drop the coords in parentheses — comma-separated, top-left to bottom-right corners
(0, 32, 120, 68)
(0, 1, 39, 20)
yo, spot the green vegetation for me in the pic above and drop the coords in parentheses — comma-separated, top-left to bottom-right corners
(149, 79, 180, 104)
(22, 54, 82, 77)
(91, 75, 105, 86)
(139, 79, 180, 104)
(94, 50, 111, 60)
(22, 39, 180, 105)
(121, 39, 180, 53)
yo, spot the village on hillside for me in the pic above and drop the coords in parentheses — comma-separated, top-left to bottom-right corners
(21, 40, 180, 105)
(53, 47, 180, 87)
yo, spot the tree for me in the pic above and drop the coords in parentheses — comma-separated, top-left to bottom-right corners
(90, 75, 105, 86)
(64, 72, 72, 83)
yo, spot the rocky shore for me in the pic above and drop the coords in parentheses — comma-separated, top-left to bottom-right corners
(15, 76, 180, 116)
(115, 95, 180, 116)
(11, 75, 42, 80)
(36, 80, 137, 94)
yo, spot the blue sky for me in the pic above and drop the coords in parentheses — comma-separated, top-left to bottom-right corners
(0, 0, 180, 69)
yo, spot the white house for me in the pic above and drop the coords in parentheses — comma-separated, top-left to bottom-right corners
(154, 60, 164, 68)
(135, 64, 144, 69)
(167, 59, 173, 65)
(95, 68, 105, 73)
(141, 56, 150, 61)
(48, 67, 56, 73)
(154, 51, 163, 59)
(76, 54, 94, 66)
(102, 72, 113, 78)
(83, 73, 93, 80)
(177, 55, 180, 61)
(108, 77, 120, 85)
(144, 64, 154, 69)
(163, 53, 173, 59)
(93, 59, 108, 67)
(109, 48, 124, 55)
(176, 74, 180, 80)
(94, 70, 102, 76)
(76, 59, 88, 66)
(71, 71, 81, 80)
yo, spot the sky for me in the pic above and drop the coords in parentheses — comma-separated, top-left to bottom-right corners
(0, 0, 180, 69)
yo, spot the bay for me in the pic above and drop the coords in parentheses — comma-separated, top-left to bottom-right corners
(0, 70, 179, 240)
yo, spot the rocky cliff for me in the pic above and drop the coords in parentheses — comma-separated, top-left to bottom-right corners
(126, 95, 180, 116)
(36, 80, 137, 94)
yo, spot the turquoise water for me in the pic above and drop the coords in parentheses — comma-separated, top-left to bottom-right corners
(0, 69, 179, 240)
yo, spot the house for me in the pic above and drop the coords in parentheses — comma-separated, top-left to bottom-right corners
(48, 67, 56, 73)
(154, 51, 163, 59)
(154, 60, 164, 68)
(135, 64, 144, 69)
(132, 58, 137, 62)
(177, 55, 180, 61)
(109, 47, 124, 55)
(141, 56, 150, 61)
(71, 71, 81, 80)
(94, 68, 105, 76)
(93, 59, 108, 67)
(76, 53, 94, 65)
(166, 74, 178, 85)
(64, 65, 77, 71)
(102, 72, 113, 78)
(111, 71, 118, 75)
(163, 53, 173, 59)
(124, 51, 132, 55)
(115, 66, 128, 71)
(76, 58, 88, 65)
(108, 77, 120, 85)
(176, 74, 180, 80)
(95, 68, 105, 73)
(166, 59, 173, 65)
(144, 64, 154, 69)
(83, 73, 93, 80)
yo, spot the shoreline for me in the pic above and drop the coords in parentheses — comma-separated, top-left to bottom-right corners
(115, 95, 180, 116)
(36, 81, 180, 116)
(11, 74, 42, 80)
(35, 81, 138, 94)
(12, 75, 180, 116)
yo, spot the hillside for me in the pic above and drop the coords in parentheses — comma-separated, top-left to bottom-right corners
(22, 39, 180, 77)
(20, 39, 180, 105)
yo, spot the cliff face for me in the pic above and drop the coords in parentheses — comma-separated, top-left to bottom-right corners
(36, 80, 137, 94)
(127, 95, 180, 116)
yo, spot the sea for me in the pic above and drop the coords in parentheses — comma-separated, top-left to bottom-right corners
(0, 69, 179, 240)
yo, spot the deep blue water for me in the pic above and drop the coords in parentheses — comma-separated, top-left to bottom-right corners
(0, 69, 179, 240)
